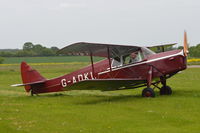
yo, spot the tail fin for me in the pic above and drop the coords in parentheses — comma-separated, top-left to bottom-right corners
(20, 62, 46, 92)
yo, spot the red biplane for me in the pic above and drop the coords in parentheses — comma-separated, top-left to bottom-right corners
(12, 32, 189, 97)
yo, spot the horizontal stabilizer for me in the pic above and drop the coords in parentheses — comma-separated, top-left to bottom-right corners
(11, 84, 25, 87)
(11, 80, 46, 87)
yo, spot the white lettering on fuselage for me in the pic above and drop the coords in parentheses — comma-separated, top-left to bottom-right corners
(84, 73, 89, 80)
(78, 74, 83, 81)
(61, 79, 67, 87)
(72, 76, 77, 83)
(61, 72, 96, 87)
(90, 72, 94, 79)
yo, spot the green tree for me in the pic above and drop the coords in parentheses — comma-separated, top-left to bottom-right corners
(189, 44, 200, 57)
(23, 42, 34, 51)
(51, 47, 59, 52)
(0, 42, 60, 57)
(15, 50, 36, 57)
(32, 44, 44, 56)
(177, 46, 183, 49)
(42, 48, 55, 56)
(0, 51, 14, 57)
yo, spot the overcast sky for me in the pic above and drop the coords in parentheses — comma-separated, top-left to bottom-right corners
(0, 0, 199, 49)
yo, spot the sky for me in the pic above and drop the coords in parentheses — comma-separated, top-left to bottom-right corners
(0, 0, 200, 49)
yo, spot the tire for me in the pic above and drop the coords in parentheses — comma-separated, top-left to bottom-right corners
(31, 89, 34, 96)
(142, 88, 155, 97)
(160, 86, 172, 95)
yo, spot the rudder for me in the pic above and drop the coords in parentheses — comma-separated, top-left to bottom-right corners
(21, 62, 46, 92)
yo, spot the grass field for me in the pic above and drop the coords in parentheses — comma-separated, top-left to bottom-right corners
(0, 63, 200, 133)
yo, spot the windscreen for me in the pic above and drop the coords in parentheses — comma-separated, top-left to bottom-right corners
(141, 47, 155, 58)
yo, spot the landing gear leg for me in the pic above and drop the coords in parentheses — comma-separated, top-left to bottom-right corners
(160, 76, 172, 95)
(142, 66, 155, 97)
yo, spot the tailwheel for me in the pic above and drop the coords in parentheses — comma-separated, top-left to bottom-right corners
(142, 88, 155, 97)
(160, 86, 172, 95)
(30, 88, 38, 96)
(30, 89, 35, 96)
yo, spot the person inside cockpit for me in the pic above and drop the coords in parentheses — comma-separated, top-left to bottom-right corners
(129, 52, 140, 63)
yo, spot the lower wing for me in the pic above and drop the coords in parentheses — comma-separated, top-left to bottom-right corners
(66, 78, 146, 91)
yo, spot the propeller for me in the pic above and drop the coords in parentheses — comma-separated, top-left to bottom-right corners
(183, 31, 189, 56)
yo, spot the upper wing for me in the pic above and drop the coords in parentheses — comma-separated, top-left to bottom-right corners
(57, 42, 141, 58)
(147, 43, 177, 53)
(66, 78, 145, 91)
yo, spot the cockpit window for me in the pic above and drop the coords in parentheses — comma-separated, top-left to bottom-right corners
(123, 50, 144, 64)
(111, 47, 155, 68)
(112, 59, 122, 68)
(141, 47, 155, 58)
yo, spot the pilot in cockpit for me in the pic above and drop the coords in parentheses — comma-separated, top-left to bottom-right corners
(129, 51, 140, 63)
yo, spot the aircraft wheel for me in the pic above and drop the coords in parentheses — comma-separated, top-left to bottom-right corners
(160, 86, 172, 95)
(142, 88, 155, 97)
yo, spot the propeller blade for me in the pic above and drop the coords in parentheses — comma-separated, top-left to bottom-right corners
(183, 31, 189, 56)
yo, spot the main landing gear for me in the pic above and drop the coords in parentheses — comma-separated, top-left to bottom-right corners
(142, 66, 172, 98)
(142, 88, 155, 97)
(142, 81, 173, 98)
(159, 76, 172, 95)
(142, 85, 172, 98)
(160, 86, 172, 95)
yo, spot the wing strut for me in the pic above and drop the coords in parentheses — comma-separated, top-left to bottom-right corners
(161, 47, 164, 52)
(90, 52, 95, 78)
(107, 46, 112, 78)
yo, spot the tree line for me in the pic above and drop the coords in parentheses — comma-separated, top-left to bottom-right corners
(176, 44, 200, 57)
(188, 44, 200, 57)
(0, 42, 59, 57)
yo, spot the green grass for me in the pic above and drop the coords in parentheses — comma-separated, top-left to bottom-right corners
(3, 56, 103, 64)
(0, 63, 200, 133)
